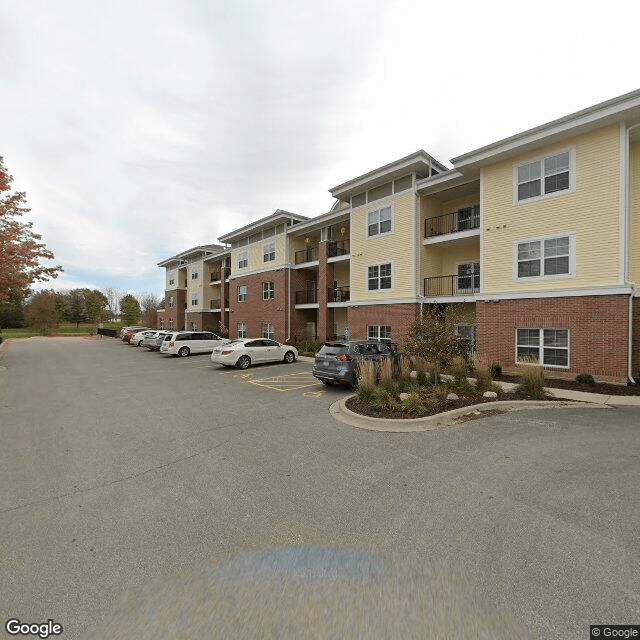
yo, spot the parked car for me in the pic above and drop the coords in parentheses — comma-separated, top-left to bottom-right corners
(120, 326, 148, 339)
(130, 329, 159, 347)
(160, 331, 228, 357)
(142, 331, 172, 351)
(312, 341, 397, 388)
(211, 338, 298, 369)
(122, 328, 149, 343)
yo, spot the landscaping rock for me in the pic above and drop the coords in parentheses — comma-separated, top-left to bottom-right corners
(446, 393, 459, 401)
(409, 371, 418, 381)
(483, 391, 498, 399)
(399, 393, 411, 401)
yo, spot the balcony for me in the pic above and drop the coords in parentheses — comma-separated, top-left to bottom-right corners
(328, 286, 350, 303)
(423, 273, 480, 297)
(328, 239, 350, 258)
(210, 268, 230, 282)
(295, 246, 319, 264)
(295, 289, 318, 304)
(424, 207, 480, 239)
(210, 299, 229, 310)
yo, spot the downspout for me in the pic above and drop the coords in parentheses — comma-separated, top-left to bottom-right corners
(286, 216, 292, 342)
(629, 285, 638, 385)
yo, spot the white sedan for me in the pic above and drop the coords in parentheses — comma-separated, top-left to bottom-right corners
(211, 338, 298, 369)
(130, 329, 158, 347)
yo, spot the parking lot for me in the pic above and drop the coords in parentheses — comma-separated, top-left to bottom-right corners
(1, 336, 640, 639)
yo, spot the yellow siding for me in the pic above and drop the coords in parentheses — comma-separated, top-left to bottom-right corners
(629, 141, 640, 283)
(232, 235, 287, 275)
(186, 262, 205, 310)
(332, 261, 350, 288)
(482, 124, 621, 293)
(350, 191, 416, 300)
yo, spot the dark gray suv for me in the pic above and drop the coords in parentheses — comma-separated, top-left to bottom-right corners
(312, 341, 397, 389)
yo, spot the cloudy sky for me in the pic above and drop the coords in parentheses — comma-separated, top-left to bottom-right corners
(2, 0, 638, 298)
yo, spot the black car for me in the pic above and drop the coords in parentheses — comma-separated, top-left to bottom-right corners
(312, 341, 397, 388)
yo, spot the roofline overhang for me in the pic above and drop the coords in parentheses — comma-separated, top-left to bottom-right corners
(451, 88, 640, 169)
(329, 150, 449, 202)
(415, 169, 481, 196)
(217, 209, 309, 243)
(286, 207, 351, 235)
(157, 244, 227, 267)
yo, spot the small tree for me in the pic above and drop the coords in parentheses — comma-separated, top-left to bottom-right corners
(85, 290, 107, 327)
(26, 290, 58, 335)
(139, 292, 161, 327)
(102, 287, 123, 321)
(67, 289, 86, 327)
(401, 304, 472, 369)
(120, 294, 141, 325)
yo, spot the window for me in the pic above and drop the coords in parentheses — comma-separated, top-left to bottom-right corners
(159, 318, 164, 329)
(516, 151, 572, 202)
(238, 251, 248, 269)
(368, 325, 391, 341)
(237, 285, 248, 302)
(168, 319, 174, 330)
(515, 234, 573, 279)
(263, 282, 275, 300)
(191, 271, 198, 280)
(169, 278, 174, 285)
(367, 206, 392, 238)
(262, 322, 275, 339)
(368, 263, 392, 290)
(191, 294, 198, 306)
(190, 322, 197, 331)
(237, 322, 247, 338)
(455, 324, 477, 355)
(456, 205, 480, 231)
(516, 328, 569, 367)
(169, 296, 175, 308)
(263, 242, 275, 263)
(456, 262, 480, 292)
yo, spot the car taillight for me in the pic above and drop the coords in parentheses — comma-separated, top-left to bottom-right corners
(221, 350, 234, 355)
(336, 354, 352, 361)
(169, 341, 175, 347)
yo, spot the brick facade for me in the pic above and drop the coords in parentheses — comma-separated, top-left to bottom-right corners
(162, 289, 186, 330)
(633, 297, 640, 379)
(347, 303, 419, 343)
(476, 295, 631, 379)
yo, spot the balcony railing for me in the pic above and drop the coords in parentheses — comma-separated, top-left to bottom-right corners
(328, 239, 350, 257)
(295, 289, 318, 304)
(423, 273, 480, 297)
(295, 246, 319, 264)
(328, 286, 350, 303)
(210, 268, 230, 282)
(210, 299, 229, 310)
(424, 208, 480, 238)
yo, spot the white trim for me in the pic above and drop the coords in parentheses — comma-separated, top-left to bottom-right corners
(620, 121, 628, 284)
(513, 231, 576, 282)
(292, 260, 319, 269)
(512, 147, 576, 206)
(262, 241, 276, 263)
(515, 327, 570, 369)
(423, 228, 480, 246)
(347, 297, 420, 306)
(365, 260, 394, 293)
(365, 203, 394, 240)
(413, 176, 419, 298)
(479, 167, 484, 293)
(478, 284, 633, 300)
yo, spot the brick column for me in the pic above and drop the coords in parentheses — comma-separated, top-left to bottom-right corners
(317, 242, 335, 341)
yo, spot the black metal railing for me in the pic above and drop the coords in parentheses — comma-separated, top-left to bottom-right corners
(295, 246, 319, 264)
(295, 289, 318, 304)
(210, 267, 230, 282)
(210, 299, 229, 310)
(424, 209, 480, 238)
(423, 274, 481, 296)
(327, 286, 350, 303)
(328, 239, 350, 257)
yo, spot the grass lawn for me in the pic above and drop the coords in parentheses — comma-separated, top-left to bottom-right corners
(1, 323, 121, 339)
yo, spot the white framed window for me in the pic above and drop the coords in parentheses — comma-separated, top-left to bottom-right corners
(169, 278, 175, 285)
(237, 322, 247, 338)
(515, 149, 574, 203)
(455, 205, 480, 231)
(238, 251, 248, 269)
(367, 262, 392, 291)
(516, 328, 569, 368)
(190, 321, 197, 330)
(191, 294, 198, 306)
(159, 318, 164, 329)
(456, 261, 480, 293)
(262, 322, 275, 339)
(368, 325, 391, 341)
(191, 271, 198, 280)
(455, 324, 477, 354)
(263, 242, 276, 263)
(367, 205, 392, 238)
(169, 296, 175, 308)
(514, 233, 575, 280)
(237, 285, 248, 302)
(262, 282, 275, 300)
(169, 319, 174, 330)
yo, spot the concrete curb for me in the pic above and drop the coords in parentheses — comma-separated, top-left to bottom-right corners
(330, 396, 609, 433)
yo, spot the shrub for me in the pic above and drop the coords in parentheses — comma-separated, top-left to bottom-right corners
(370, 387, 397, 411)
(400, 393, 426, 416)
(515, 359, 548, 399)
(378, 357, 395, 390)
(474, 368, 493, 393)
(449, 355, 470, 382)
(356, 385, 375, 405)
(489, 362, 502, 378)
(293, 339, 325, 355)
(575, 373, 595, 385)
(398, 355, 413, 382)
(416, 371, 428, 386)
(356, 359, 378, 390)
(426, 386, 449, 407)
(428, 362, 440, 386)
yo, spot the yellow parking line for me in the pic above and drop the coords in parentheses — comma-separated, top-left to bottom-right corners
(248, 372, 321, 392)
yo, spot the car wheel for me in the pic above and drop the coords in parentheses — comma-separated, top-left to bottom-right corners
(137, 340, 143, 347)
(283, 350, 295, 364)
(236, 355, 251, 369)
(178, 346, 190, 357)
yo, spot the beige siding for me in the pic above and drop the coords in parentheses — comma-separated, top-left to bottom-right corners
(350, 191, 417, 301)
(629, 141, 640, 283)
(482, 125, 621, 293)
(333, 261, 350, 288)
(186, 262, 205, 311)
(232, 234, 287, 275)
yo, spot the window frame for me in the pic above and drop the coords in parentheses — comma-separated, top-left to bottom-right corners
(513, 148, 576, 205)
(238, 251, 248, 270)
(237, 285, 248, 302)
(513, 232, 575, 282)
(191, 294, 198, 306)
(262, 281, 275, 300)
(263, 242, 276, 263)
(516, 328, 570, 369)
(366, 204, 393, 239)
(367, 261, 393, 292)
(191, 271, 198, 280)
(367, 325, 392, 341)
(261, 322, 275, 340)
(237, 322, 247, 338)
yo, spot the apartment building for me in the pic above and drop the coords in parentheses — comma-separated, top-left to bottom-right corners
(158, 88, 640, 381)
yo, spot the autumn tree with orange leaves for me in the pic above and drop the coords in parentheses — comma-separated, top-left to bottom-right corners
(0, 157, 62, 304)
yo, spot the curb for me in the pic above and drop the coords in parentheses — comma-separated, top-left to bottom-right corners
(330, 396, 609, 433)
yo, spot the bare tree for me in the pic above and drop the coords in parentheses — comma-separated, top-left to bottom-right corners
(102, 287, 123, 321)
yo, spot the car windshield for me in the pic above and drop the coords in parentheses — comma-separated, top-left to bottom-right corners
(318, 344, 348, 356)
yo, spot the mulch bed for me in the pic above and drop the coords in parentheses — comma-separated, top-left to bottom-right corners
(345, 392, 547, 421)
(494, 374, 640, 396)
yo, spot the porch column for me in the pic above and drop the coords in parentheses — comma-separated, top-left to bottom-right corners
(317, 241, 335, 341)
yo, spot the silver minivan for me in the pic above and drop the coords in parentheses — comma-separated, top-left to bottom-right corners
(160, 331, 228, 357)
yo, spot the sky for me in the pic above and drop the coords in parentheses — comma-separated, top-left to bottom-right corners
(2, 0, 639, 299)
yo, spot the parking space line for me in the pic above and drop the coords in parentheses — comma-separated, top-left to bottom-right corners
(248, 371, 321, 392)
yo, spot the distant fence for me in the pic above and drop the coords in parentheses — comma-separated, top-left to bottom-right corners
(97, 328, 118, 338)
